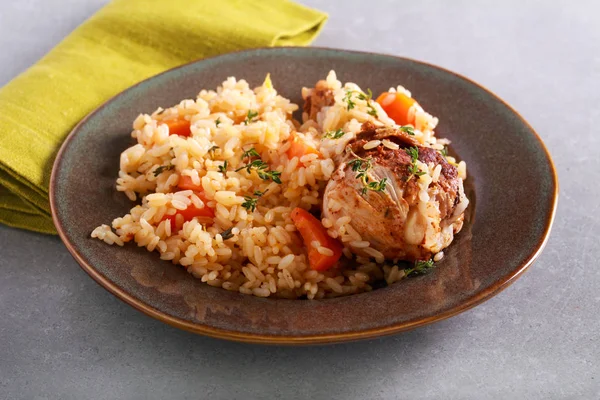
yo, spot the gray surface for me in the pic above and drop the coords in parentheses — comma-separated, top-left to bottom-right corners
(1, 0, 598, 399)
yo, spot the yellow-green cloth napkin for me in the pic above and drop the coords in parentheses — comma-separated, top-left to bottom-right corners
(0, 0, 327, 234)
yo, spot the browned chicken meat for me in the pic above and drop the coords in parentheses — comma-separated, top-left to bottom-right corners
(302, 79, 335, 121)
(322, 122, 469, 261)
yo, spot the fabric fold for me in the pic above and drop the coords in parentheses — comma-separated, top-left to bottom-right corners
(0, 0, 327, 234)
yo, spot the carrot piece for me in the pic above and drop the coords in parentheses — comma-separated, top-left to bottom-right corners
(287, 133, 321, 166)
(163, 177, 214, 230)
(291, 208, 343, 271)
(177, 176, 212, 205)
(177, 175, 203, 192)
(162, 118, 192, 137)
(176, 203, 214, 220)
(162, 203, 215, 231)
(375, 92, 418, 126)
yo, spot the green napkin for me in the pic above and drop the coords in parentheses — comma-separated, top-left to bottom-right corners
(0, 0, 327, 234)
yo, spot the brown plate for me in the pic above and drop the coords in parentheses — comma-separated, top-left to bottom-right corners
(50, 47, 558, 344)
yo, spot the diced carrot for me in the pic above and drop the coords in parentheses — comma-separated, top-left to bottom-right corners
(161, 118, 191, 137)
(178, 176, 212, 205)
(177, 175, 203, 192)
(376, 92, 418, 126)
(287, 133, 321, 166)
(290, 207, 343, 271)
(163, 176, 214, 230)
(162, 203, 215, 231)
(176, 203, 214, 221)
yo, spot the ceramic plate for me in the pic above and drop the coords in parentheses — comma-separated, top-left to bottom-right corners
(50, 47, 558, 344)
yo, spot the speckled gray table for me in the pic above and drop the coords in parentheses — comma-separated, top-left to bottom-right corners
(1, 1, 598, 399)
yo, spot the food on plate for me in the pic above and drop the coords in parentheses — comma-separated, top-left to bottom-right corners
(322, 121, 468, 262)
(92, 71, 469, 299)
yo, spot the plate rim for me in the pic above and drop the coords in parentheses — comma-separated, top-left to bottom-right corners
(49, 46, 559, 344)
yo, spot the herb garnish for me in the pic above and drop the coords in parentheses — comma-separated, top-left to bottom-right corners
(440, 146, 448, 157)
(403, 259, 435, 277)
(153, 165, 174, 177)
(256, 168, 282, 184)
(357, 88, 378, 117)
(241, 147, 260, 160)
(366, 104, 378, 117)
(215, 117, 221, 127)
(405, 146, 426, 181)
(357, 88, 373, 102)
(237, 159, 264, 174)
(365, 178, 388, 193)
(405, 146, 420, 161)
(218, 160, 228, 173)
(241, 190, 268, 212)
(237, 148, 281, 183)
(324, 129, 345, 139)
(348, 157, 373, 181)
(244, 110, 259, 125)
(399, 125, 415, 136)
(220, 227, 234, 240)
(347, 156, 387, 195)
(343, 90, 356, 110)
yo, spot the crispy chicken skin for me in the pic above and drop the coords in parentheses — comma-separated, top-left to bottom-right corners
(322, 122, 468, 261)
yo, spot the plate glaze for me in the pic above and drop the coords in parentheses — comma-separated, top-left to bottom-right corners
(50, 47, 558, 344)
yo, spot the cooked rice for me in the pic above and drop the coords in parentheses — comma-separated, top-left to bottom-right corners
(92, 71, 467, 299)
(363, 140, 381, 150)
(382, 139, 400, 150)
(434, 251, 445, 262)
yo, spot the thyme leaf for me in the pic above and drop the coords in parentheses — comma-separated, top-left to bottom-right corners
(324, 128, 345, 139)
(244, 110, 259, 125)
(220, 227, 234, 240)
(399, 126, 415, 136)
(241, 190, 268, 212)
(153, 165, 174, 177)
(218, 160, 228, 173)
(403, 259, 435, 277)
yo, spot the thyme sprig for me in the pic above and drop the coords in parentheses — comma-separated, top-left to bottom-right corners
(347, 156, 387, 195)
(241, 190, 268, 212)
(403, 259, 435, 277)
(152, 165, 174, 177)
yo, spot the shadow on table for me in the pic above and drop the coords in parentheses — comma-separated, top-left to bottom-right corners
(1, 224, 465, 398)
(61, 262, 456, 398)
